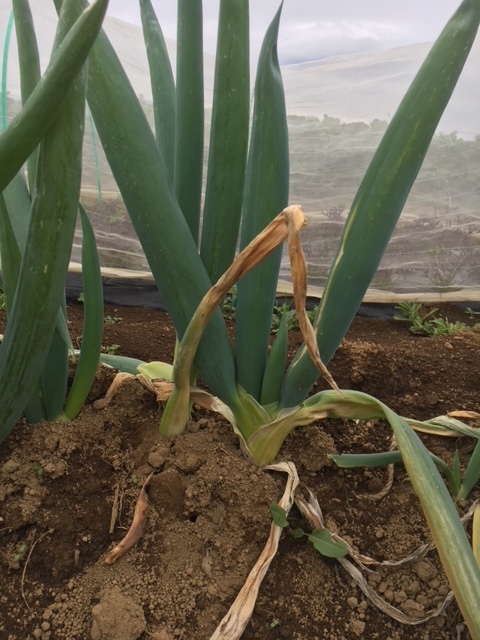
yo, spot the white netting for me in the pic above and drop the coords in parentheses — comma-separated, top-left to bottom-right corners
(1, 2, 479, 299)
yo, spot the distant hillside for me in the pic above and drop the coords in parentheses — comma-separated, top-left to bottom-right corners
(2, 3, 480, 294)
(1, 2, 478, 136)
(281, 39, 480, 138)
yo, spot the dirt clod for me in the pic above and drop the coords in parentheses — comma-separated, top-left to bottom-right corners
(91, 588, 146, 640)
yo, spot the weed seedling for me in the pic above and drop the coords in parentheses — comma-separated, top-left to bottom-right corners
(32, 463, 43, 477)
(13, 544, 26, 564)
(394, 301, 471, 336)
(103, 344, 120, 355)
(270, 503, 347, 559)
(466, 307, 480, 320)
(271, 303, 317, 333)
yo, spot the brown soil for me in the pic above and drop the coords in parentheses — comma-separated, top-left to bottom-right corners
(1, 302, 479, 640)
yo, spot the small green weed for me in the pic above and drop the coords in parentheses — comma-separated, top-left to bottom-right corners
(221, 290, 318, 334)
(221, 285, 238, 321)
(466, 307, 480, 320)
(104, 315, 123, 325)
(394, 302, 475, 336)
(269, 503, 347, 559)
(8, 542, 28, 569)
(12, 544, 27, 564)
(103, 343, 120, 355)
(32, 462, 43, 477)
(271, 303, 317, 333)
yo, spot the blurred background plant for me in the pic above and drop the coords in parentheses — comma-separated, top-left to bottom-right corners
(0, 0, 107, 434)
(393, 301, 479, 335)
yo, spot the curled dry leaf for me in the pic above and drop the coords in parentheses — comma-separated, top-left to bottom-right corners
(105, 472, 153, 565)
(448, 410, 480, 421)
(164, 204, 340, 436)
(93, 372, 135, 409)
(209, 461, 299, 640)
(297, 490, 480, 625)
(285, 206, 340, 394)
(153, 381, 236, 424)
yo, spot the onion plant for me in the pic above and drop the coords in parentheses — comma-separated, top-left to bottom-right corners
(1, 0, 479, 635)
(0, 0, 107, 435)
(81, 0, 480, 633)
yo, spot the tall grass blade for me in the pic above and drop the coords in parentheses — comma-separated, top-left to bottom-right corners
(0, 177, 72, 421)
(473, 507, 480, 569)
(331, 450, 456, 493)
(139, 0, 175, 182)
(0, 0, 108, 191)
(260, 311, 288, 407)
(64, 205, 104, 420)
(160, 207, 304, 439)
(12, 0, 41, 194)
(200, 0, 249, 282)
(2, 173, 31, 252)
(0, 192, 46, 422)
(0, 192, 22, 314)
(84, 8, 239, 407)
(386, 403, 480, 638)
(36, 0, 91, 422)
(1, 171, 75, 419)
(235, 3, 289, 400)
(0, 0, 96, 443)
(458, 440, 480, 501)
(41, 304, 69, 420)
(174, 0, 204, 243)
(280, 0, 480, 408)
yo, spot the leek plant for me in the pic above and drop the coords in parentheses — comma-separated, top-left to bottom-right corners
(80, 0, 480, 633)
(81, 0, 480, 460)
(0, 0, 107, 436)
(1, 0, 479, 634)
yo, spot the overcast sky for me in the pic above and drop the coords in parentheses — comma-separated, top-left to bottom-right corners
(107, 0, 462, 64)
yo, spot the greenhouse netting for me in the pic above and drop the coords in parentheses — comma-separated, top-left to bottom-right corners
(1, 1, 479, 302)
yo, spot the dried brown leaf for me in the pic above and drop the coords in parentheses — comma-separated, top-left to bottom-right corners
(448, 410, 480, 420)
(209, 462, 299, 640)
(94, 372, 135, 409)
(287, 213, 340, 394)
(297, 490, 480, 625)
(105, 473, 153, 565)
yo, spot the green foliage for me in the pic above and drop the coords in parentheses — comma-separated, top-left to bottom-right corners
(466, 307, 480, 320)
(12, 544, 26, 564)
(220, 285, 237, 322)
(394, 301, 476, 336)
(0, 0, 107, 441)
(271, 302, 317, 333)
(269, 502, 289, 528)
(2, 2, 480, 634)
(221, 295, 317, 335)
(32, 462, 43, 477)
(332, 440, 480, 503)
(103, 343, 120, 356)
(269, 502, 348, 558)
